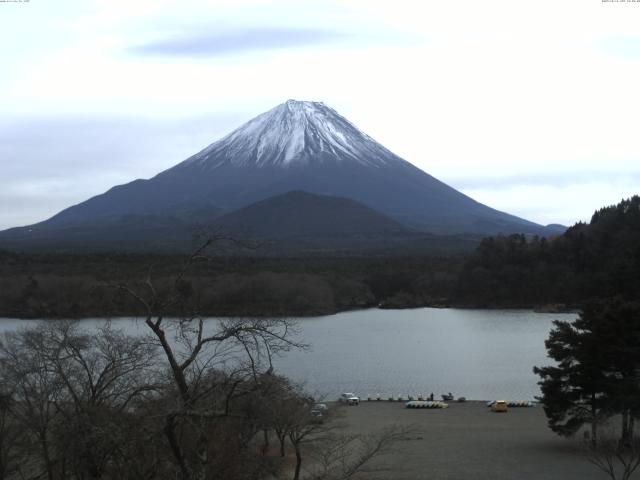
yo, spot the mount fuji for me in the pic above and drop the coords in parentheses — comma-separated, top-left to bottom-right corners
(0, 100, 556, 252)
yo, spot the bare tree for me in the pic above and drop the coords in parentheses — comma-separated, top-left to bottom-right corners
(115, 237, 305, 480)
(228, 371, 309, 459)
(42, 321, 159, 479)
(309, 425, 415, 480)
(586, 429, 640, 480)
(0, 326, 67, 480)
(44, 321, 159, 409)
(0, 390, 21, 480)
(0, 321, 160, 480)
(285, 396, 339, 480)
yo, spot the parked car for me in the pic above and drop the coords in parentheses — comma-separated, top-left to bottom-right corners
(491, 400, 508, 412)
(310, 408, 324, 423)
(314, 403, 328, 412)
(339, 393, 360, 405)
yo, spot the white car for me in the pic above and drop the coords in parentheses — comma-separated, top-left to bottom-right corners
(314, 403, 328, 412)
(339, 393, 360, 405)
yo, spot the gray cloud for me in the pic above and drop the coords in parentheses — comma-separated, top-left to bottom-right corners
(130, 27, 347, 57)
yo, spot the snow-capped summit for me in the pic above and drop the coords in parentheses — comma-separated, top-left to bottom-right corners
(187, 99, 403, 169)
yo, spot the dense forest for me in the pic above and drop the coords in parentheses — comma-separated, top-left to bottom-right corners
(455, 196, 640, 308)
(0, 252, 462, 318)
(1, 196, 638, 318)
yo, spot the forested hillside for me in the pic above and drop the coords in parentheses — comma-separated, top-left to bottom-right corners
(0, 252, 462, 318)
(456, 196, 640, 307)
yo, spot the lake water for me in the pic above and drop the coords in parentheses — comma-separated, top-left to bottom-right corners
(0, 308, 576, 401)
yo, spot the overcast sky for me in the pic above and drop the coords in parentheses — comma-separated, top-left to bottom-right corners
(1, 0, 639, 230)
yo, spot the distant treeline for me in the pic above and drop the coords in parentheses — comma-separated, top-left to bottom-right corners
(0, 252, 462, 318)
(2, 196, 638, 318)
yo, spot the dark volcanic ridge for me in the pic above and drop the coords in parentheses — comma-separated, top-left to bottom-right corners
(214, 190, 410, 238)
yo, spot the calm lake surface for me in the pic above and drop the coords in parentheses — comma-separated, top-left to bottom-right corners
(0, 308, 576, 401)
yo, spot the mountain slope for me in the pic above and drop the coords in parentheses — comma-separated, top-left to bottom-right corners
(0, 214, 191, 252)
(1, 99, 554, 252)
(0, 191, 480, 255)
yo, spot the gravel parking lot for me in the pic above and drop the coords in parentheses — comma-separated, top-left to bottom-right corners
(334, 401, 606, 480)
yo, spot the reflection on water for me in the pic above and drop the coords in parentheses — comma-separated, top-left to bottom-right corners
(0, 308, 576, 401)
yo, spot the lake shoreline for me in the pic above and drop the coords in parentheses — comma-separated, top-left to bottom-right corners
(0, 301, 580, 321)
(2, 308, 575, 401)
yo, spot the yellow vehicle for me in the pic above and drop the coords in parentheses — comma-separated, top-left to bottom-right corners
(491, 400, 508, 412)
